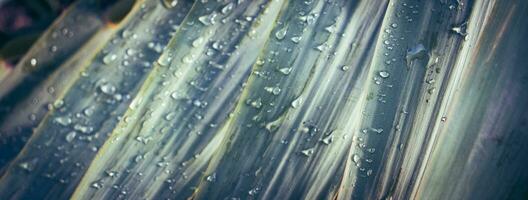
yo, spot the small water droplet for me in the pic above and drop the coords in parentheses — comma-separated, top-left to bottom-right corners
(162, 0, 178, 9)
(379, 71, 390, 78)
(165, 112, 176, 120)
(291, 36, 302, 43)
(192, 37, 204, 47)
(100, 83, 116, 95)
(301, 148, 315, 157)
(264, 86, 281, 95)
(103, 54, 117, 64)
(126, 48, 136, 56)
(30, 58, 37, 67)
(65, 131, 76, 142)
(249, 98, 262, 109)
(352, 154, 361, 165)
(275, 26, 288, 40)
(321, 135, 334, 145)
(91, 182, 103, 189)
(206, 173, 216, 182)
(50, 45, 58, 52)
(406, 43, 427, 65)
(291, 97, 302, 108)
(54, 116, 72, 126)
(278, 67, 292, 75)
(198, 12, 218, 26)
(221, 2, 234, 14)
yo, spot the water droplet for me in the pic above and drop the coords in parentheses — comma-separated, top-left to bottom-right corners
(290, 36, 302, 43)
(278, 67, 292, 75)
(50, 45, 58, 52)
(372, 128, 383, 133)
(182, 54, 194, 63)
(28, 113, 36, 121)
(451, 21, 468, 38)
(126, 48, 136, 56)
(162, 0, 178, 9)
(30, 58, 37, 67)
(275, 26, 288, 40)
(192, 37, 204, 47)
(103, 53, 117, 64)
(221, 2, 234, 14)
(352, 154, 361, 164)
(321, 135, 334, 145)
(53, 99, 64, 108)
(325, 24, 336, 33)
(255, 58, 265, 65)
(264, 86, 281, 95)
(91, 182, 103, 189)
(83, 106, 95, 116)
(18, 160, 36, 172)
(341, 65, 350, 71)
(315, 43, 328, 51)
(106, 170, 117, 177)
(206, 173, 216, 182)
(291, 97, 302, 108)
(54, 116, 72, 126)
(74, 124, 93, 134)
(65, 131, 76, 142)
(100, 83, 116, 95)
(406, 43, 426, 64)
(158, 53, 173, 67)
(198, 12, 218, 26)
(301, 148, 315, 157)
(248, 187, 260, 196)
(379, 71, 390, 78)
(390, 23, 398, 28)
(165, 112, 176, 120)
(249, 98, 262, 109)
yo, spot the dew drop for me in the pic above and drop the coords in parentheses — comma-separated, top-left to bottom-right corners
(162, 0, 178, 9)
(275, 26, 288, 40)
(100, 83, 116, 95)
(290, 36, 302, 43)
(102, 54, 117, 64)
(379, 71, 390, 78)
(165, 112, 176, 121)
(301, 148, 314, 157)
(198, 12, 218, 26)
(30, 58, 38, 67)
(278, 67, 292, 75)
(291, 97, 302, 108)
(221, 2, 234, 14)
(264, 86, 281, 95)
(192, 37, 204, 47)
(65, 131, 77, 142)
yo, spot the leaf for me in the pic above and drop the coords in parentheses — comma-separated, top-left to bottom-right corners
(1, 0, 528, 199)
